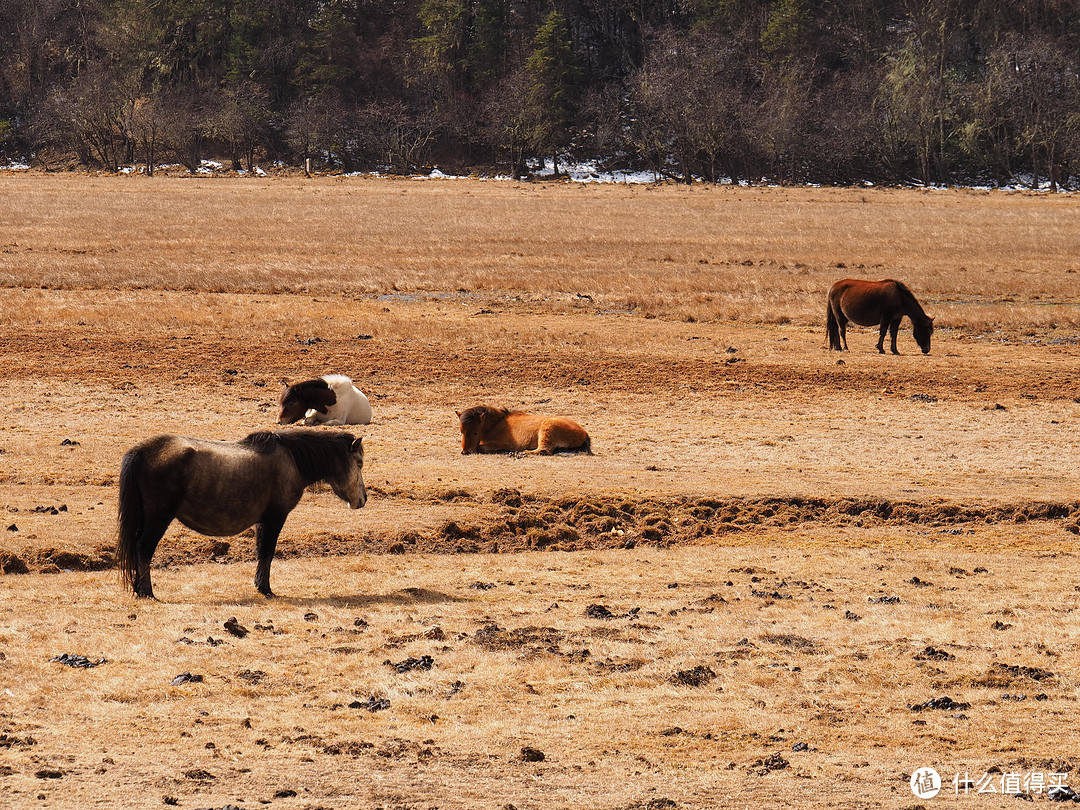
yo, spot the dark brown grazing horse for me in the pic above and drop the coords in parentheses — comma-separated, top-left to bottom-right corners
(826, 278, 934, 354)
(458, 406, 592, 455)
(116, 428, 366, 599)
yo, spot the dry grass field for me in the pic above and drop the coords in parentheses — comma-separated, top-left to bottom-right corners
(2, 173, 1080, 810)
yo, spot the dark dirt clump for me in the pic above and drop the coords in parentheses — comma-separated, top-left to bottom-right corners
(0, 552, 28, 574)
(909, 696, 970, 711)
(972, 663, 1056, 688)
(672, 665, 717, 687)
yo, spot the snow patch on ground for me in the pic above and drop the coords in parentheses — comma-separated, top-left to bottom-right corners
(1, 157, 1075, 191)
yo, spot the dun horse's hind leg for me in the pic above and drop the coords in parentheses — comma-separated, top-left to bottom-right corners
(525, 424, 557, 455)
(134, 511, 175, 598)
(254, 512, 287, 597)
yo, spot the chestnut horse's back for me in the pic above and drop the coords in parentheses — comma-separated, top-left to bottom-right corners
(507, 412, 591, 455)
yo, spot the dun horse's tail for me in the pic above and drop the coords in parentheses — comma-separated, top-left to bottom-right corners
(115, 448, 145, 592)
(581, 436, 593, 455)
(825, 301, 842, 350)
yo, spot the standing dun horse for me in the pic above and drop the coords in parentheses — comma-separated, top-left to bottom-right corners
(116, 428, 366, 598)
(826, 278, 934, 354)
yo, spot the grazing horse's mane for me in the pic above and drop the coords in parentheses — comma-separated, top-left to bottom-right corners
(240, 429, 358, 483)
(893, 281, 930, 322)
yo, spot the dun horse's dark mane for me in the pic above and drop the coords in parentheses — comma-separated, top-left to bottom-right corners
(241, 429, 356, 483)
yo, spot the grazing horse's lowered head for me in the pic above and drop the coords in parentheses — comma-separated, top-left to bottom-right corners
(911, 312, 935, 354)
(278, 374, 372, 426)
(457, 405, 592, 455)
(116, 428, 366, 599)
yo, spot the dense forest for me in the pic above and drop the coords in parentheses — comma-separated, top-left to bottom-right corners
(2, 0, 1079, 186)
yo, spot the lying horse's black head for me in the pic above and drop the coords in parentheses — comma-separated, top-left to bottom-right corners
(278, 378, 337, 424)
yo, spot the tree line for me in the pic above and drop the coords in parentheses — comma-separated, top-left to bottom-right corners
(2, 0, 1079, 187)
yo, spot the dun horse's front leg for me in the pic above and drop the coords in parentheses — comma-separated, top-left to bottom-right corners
(888, 319, 902, 354)
(254, 512, 287, 597)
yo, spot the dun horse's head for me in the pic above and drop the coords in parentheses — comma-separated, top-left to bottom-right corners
(457, 406, 503, 454)
(328, 436, 366, 509)
(914, 316, 934, 354)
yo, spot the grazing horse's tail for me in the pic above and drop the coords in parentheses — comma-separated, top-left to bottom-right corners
(581, 436, 593, 455)
(115, 448, 145, 592)
(825, 299, 842, 350)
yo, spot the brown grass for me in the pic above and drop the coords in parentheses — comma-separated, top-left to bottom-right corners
(2, 174, 1079, 330)
(2, 175, 1080, 809)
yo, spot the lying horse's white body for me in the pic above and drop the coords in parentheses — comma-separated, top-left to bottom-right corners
(278, 374, 373, 426)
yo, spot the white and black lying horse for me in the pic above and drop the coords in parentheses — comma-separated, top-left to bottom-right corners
(116, 428, 366, 599)
(278, 374, 372, 426)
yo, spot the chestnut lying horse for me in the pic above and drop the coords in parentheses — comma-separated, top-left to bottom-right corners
(457, 406, 592, 455)
(826, 278, 934, 354)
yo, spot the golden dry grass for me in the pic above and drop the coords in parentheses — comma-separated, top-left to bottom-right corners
(2, 175, 1080, 809)
(1, 174, 1078, 330)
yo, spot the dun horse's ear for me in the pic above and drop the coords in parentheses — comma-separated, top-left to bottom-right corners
(455, 411, 461, 417)
(351, 437, 363, 453)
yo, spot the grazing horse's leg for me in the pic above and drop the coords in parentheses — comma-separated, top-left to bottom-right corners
(876, 320, 890, 354)
(832, 306, 850, 351)
(888, 318, 902, 354)
(254, 511, 287, 597)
